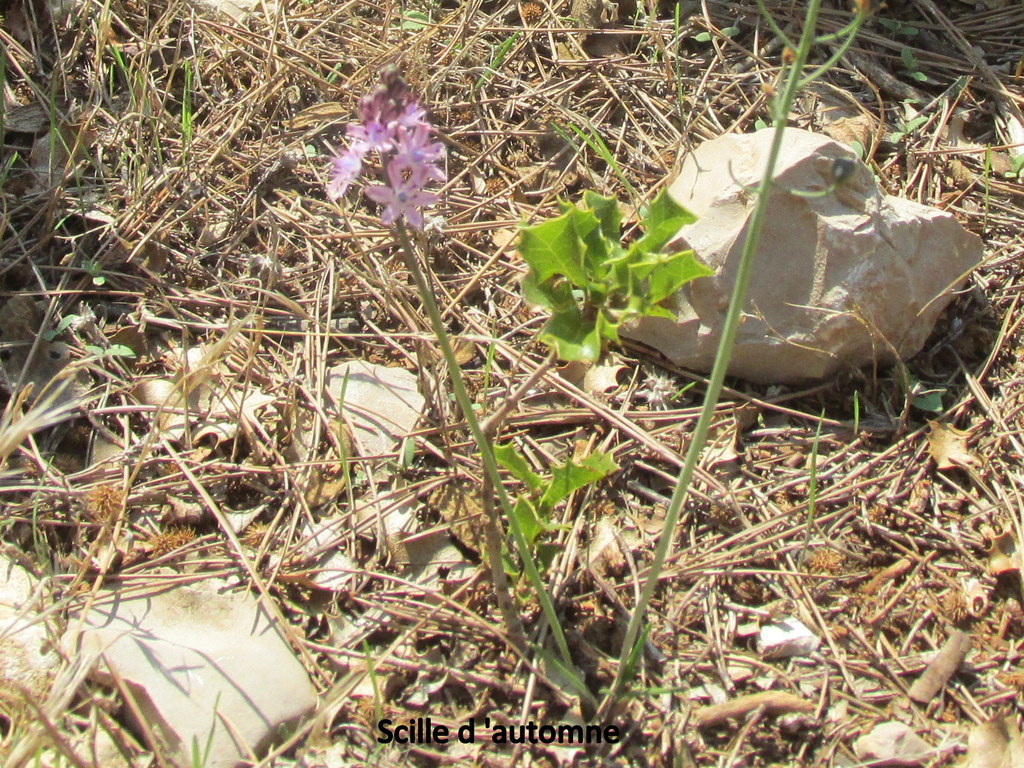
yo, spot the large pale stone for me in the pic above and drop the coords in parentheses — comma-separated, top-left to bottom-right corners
(325, 360, 425, 457)
(624, 129, 982, 384)
(0, 555, 58, 718)
(64, 580, 316, 768)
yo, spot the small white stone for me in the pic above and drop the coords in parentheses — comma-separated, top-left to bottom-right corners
(756, 616, 820, 659)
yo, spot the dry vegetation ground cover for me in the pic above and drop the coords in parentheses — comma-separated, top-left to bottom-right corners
(1, 0, 1023, 764)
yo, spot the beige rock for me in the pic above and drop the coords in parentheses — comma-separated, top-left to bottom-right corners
(0, 555, 59, 721)
(853, 721, 934, 766)
(325, 360, 425, 458)
(624, 129, 982, 384)
(187, 0, 264, 22)
(64, 580, 316, 768)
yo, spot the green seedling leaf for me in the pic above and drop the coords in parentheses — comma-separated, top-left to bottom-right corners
(495, 442, 544, 494)
(905, 115, 928, 132)
(106, 344, 137, 358)
(879, 18, 918, 37)
(720, 26, 740, 37)
(400, 10, 430, 30)
(900, 46, 927, 81)
(511, 496, 543, 547)
(693, 31, 711, 42)
(44, 314, 79, 341)
(900, 46, 918, 72)
(540, 450, 618, 509)
(913, 391, 944, 412)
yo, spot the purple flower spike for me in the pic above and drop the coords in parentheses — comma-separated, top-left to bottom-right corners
(326, 65, 445, 230)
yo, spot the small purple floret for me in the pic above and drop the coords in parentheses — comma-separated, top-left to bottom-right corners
(365, 163, 439, 230)
(328, 66, 445, 230)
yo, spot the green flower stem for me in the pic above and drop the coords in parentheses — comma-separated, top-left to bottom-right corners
(393, 223, 575, 668)
(600, 0, 866, 712)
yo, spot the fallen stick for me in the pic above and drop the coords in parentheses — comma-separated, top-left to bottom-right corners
(693, 691, 816, 728)
(908, 630, 971, 704)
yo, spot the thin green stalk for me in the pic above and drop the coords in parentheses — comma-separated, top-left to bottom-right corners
(393, 224, 575, 670)
(796, 414, 824, 568)
(600, 0, 866, 712)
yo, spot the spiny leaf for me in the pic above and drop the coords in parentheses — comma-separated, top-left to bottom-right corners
(539, 308, 603, 363)
(645, 250, 713, 305)
(518, 213, 590, 285)
(540, 450, 618, 509)
(495, 442, 544, 493)
(632, 189, 696, 255)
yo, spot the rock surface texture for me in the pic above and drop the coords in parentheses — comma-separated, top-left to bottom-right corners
(624, 129, 983, 384)
(64, 580, 316, 768)
(0, 555, 58, 720)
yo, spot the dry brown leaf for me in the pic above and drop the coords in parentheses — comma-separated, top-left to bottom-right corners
(300, 517, 357, 592)
(907, 630, 971, 704)
(452, 337, 476, 366)
(927, 421, 980, 471)
(555, 360, 589, 389)
(288, 101, 347, 131)
(134, 375, 275, 444)
(821, 113, 876, 153)
(964, 716, 1024, 768)
(586, 516, 625, 576)
(4, 103, 50, 133)
(324, 361, 425, 458)
(429, 481, 486, 557)
(704, 412, 743, 466)
(490, 227, 518, 251)
(0, 295, 90, 407)
(28, 129, 73, 190)
(987, 531, 1021, 576)
(583, 361, 625, 395)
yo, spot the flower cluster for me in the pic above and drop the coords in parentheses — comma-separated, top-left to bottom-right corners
(328, 66, 445, 230)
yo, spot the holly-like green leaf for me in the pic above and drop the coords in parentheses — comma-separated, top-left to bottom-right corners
(596, 309, 621, 345)
(564, 204, 612, 273)
(632, 188, 696, 256)
(519, 188, 705, 364)
(540, 450, 618, 509)
(540, 306, 602, 363)
(511, 496, 543, 547)
(495, 442, 544, 493)
(518, 212, 590, 285)
(521, 272, 578, 312)
(582, 191, 621, 241)
(645, 250, 713, 305)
